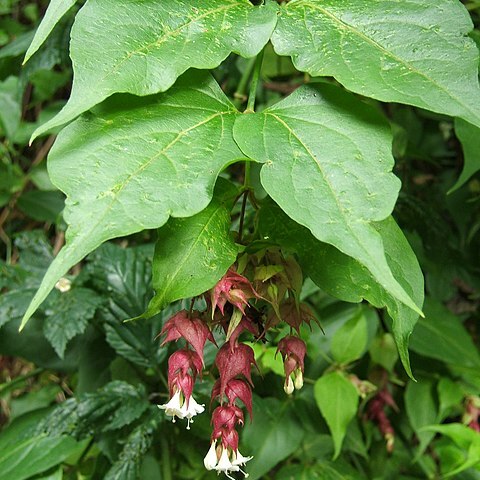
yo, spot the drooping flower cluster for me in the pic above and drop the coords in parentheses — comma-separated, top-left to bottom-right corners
(158, 256, 315, 478)
(367, 384, 398, 453)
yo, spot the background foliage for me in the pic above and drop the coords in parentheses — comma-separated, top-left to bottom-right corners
(1, 0, 480, 479)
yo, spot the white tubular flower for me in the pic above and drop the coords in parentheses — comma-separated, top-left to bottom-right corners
(204, 441, 218, 470)
(215, 448, 240, 480)
(182, 395, 205, 430)
(158, 390, 185, 423)
(284, 375, 294, 395)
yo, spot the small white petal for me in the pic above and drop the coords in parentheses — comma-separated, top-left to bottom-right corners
(284, 376, 294, 395)
(158, 390, 185, 420)
(184, 395, 205, 418)
(232, 449, 253, 467)
(215, 448, 240, 475)
(204, 441, 218, 470)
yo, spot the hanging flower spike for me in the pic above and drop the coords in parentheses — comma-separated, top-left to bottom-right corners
(211, 268, 261, 317)
(215, 342, 257, 396)
(277, 336, 306, 394)
(158, 348, 205, 428)
(159, 310, 216, 365)
(205, 405, 252, 479)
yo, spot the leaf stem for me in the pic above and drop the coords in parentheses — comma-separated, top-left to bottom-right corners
(238, 189, 249, 242)
(233, 56, 257, 109)
(245, 49, 265, 113)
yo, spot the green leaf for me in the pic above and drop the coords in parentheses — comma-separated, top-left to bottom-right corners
(272, 0, 480, 127)
(145, 181, 239, 316)
(257, 199, 424, 377)
(422, 424, 480, 477)
(369, 333, 398, 373)
(0, 76, 21, 140)
(437, 378, 464, 421)
(104, 414, 160, 480)
(330, 310, 368, 365)
(241, 397, 305, 480)
(77, 381, 149, 432)
(277, 461, 366, 480)
(20, 71, 243, 329)
(314, 371, 359, 459)
(234, 83, 422, 319)
(0, 435, 83, 480)
(23, 0, 77, 63)
(32, 0, 278, 139)
(85, 243, 154, 318)
(409, 298, 480, 369)
(37, 381, 150, 436)
(43, 288, 103, 358)
(449, 119, 480, 193)
(17, 190, 65, 223)
(405, 378, 438, 457)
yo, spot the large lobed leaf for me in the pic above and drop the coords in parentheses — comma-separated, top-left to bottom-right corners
(234, 83, 422, 320)
(20, 71, 243, 329)
(257, 200, 424, 377)
(32, 0, 278, 139)
(272, 0, 480, 128)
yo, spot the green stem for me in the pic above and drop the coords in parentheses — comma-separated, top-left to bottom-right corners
(245, 49, 265, 113)
(161, 436, 172, 480)
(233, 57, 257, 109)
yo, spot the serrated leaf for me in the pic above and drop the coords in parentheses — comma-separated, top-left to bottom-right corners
(104, 414, 160, 480)
(257, 198, 424, 378)
(450, 119, 480, 193)
(43, 288, 103, 358)
(32, 0, 278, 139)
(37, 381, 150, 437)
(331, 310, 368, 365)
(234, 84, 422, 328)
(78, 381, 149, 432)
(23, 0, 77, 64)
(272, 0, 480, 128)
(314, 371, 359, 460)
(85, 243, 154, 318)
(145, 182, 239, 316)
(21, 71, 243, 329)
